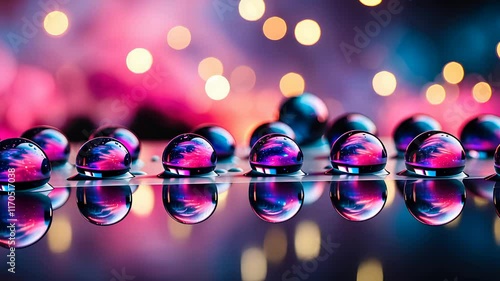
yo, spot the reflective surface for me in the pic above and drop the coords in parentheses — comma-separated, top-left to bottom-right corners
(460, 114, 500, 158)
(278, 93, 329, 145)
(249, 134, 303, 175)
(249, 121, 296, 148)
(249, 181, 304, 223)
(329, 131, 387, 174)
(405, 131, 466, 177)
(21, 126, 70, 165)
(192, 126, 235, 160)
(90, 126, 141, 162)
(325, 113, 377, 147)
(162, 183, 218, 224)
(76, 184, 132, 225)
(495, 145, 500, 175)
(393, 114, 441, 154)
(75, 137, 131, 178)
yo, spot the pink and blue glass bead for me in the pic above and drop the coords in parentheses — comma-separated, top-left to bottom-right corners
(393, 114, 441, 156)
(21, 126, 70, 166)
(76, 185, 132, 226)
(249, 121, 295, 148)
(326, 113, 377, 147)
(192, 125, 235, 160)
(249, 134, 303, 175)
(249, 181, 303, 223)
(460, 114, 500, 158)
(90, 126, 141, 162)
(162, 183, 218, 224)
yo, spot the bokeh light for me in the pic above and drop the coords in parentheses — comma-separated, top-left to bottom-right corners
(167, 26, 191, 50)
(497, 42, 500, 58)
(47, 215, 72, 254)
(425, 84, 446, 105)
(280, 72, 305, 97)
(239, 0, 266, 22)
(294, 220, 321, 260)
(442, 62, 464, 84)
(294, 19, 321, 46)
(241, 248, 267, 281)
(44, 11, 69, 37)
(126, 48, 153, 74)
(230, 65, 256, 93)
(263, 227, 287, 264)
(359, 0, 382, 7)
(472, 81, 492, 103)
(263, 17, 287, 41)
(205, 75, 230, 100)
(357, 259, 383, 281)
(372, 71, 397, 96)
(198, 57, 224, 81)
(131, 185, 154, 217)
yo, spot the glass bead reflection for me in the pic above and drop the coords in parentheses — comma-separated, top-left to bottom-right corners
(278, 93, 329, 145)
(249, 181, 304, 223)
(460, 114, 500, 157)
(76, 185, 132, 226)
(162, 133, 217, 176)
(90, 126, 141, 162)
(162, 183, 218, 224)
(48, 187, 71, 210)
(393, 114, 441, 154)
(403, 180, 466, 226)
(249, 134, 303, 175)
(405, 131, 465, 177)
(495, 145, 500, 176)
(0, 192, 52, 249)
(493, 183, 500, 218)
(330, 131, 387, 174)
(0, 138, 51, 189)
(249, 121, 296, 148)
(330, 180, 387, 221)
(75, 137, 131, 178)
(192, 125, 235, 160)
(325, 113, 377, 147)
(21, 126, 70, 165)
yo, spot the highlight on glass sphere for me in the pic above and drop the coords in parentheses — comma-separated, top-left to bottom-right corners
(192, 125, 235, 160)
(72, 137, 132, 179)
(278, 92, 329, 145)
(403, 179, 466, 226)
(0, 192, 53, 249)
(160, 133, 217, 177)
(403, 131, 466, 177)
(248, 133, 304, 175)
(393, 114, 442, 156)
(90, 126, 141, 162)
(325, 113, 377, 147)
(76, 184, 132, 226)
(21, 125, 70, 166)
(460, 114, 500, 158)
(329, 130, 387, 175)
(162, 183, 218, 224)
(249, 121, 296, 148)
(248, 181, 304, 223)
(48, 186, 71, 210)
(0, 138, 52, 190)
(329, 180, 387, 222)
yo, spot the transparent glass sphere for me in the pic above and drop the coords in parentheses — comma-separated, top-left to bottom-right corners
(162, 183, 218, 224)
(326, 113, 377, 147)
(0, 138, 51, 189)
(249, 134, 303, 175)
(76, 185, 132, 226)
(393, 114, 441, 153)
(21, 125, 70, 165)
(249, 121, 295, 148)
(330, 180, 387, 221)
(330, 131, 387, 174)
(162, 133, 217, 176)
(278, 93, 329, 145)
(460, 114, 500, 157)
(75, 137, 131, 178)
(249, 181, 304, 223)
(192, 125, 235, 160)
(90, 126, 141, 162)
(405, 131, 465, 177)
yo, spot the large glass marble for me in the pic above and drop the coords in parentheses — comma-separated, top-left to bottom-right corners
(460, 114, 500, 157)
(75, 137, 131, 178)
(249, 121, 296, 148)
(325, 113, 377, 147)
(405, 131, 465, 177)
(0, 192, 53, 248)
(249, 181, 304, 223)
(329, 131, 387, 174)
(0, 138, 51, 189)
(162, 183, 218, 224)
(21, 126, 70, 165)
(249, 134, 303, 175)
(161, 133, 217, 176)
(330, 180, 387, 221)
(403, 179, 466, 226)
(90, 126, 141, 162)
(48, 187, 71, 210)
(192, 125, 235, 160)
(278, 93, 329, 145)
(393, 115, 441, 154)
(76, 185, 132, 226)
